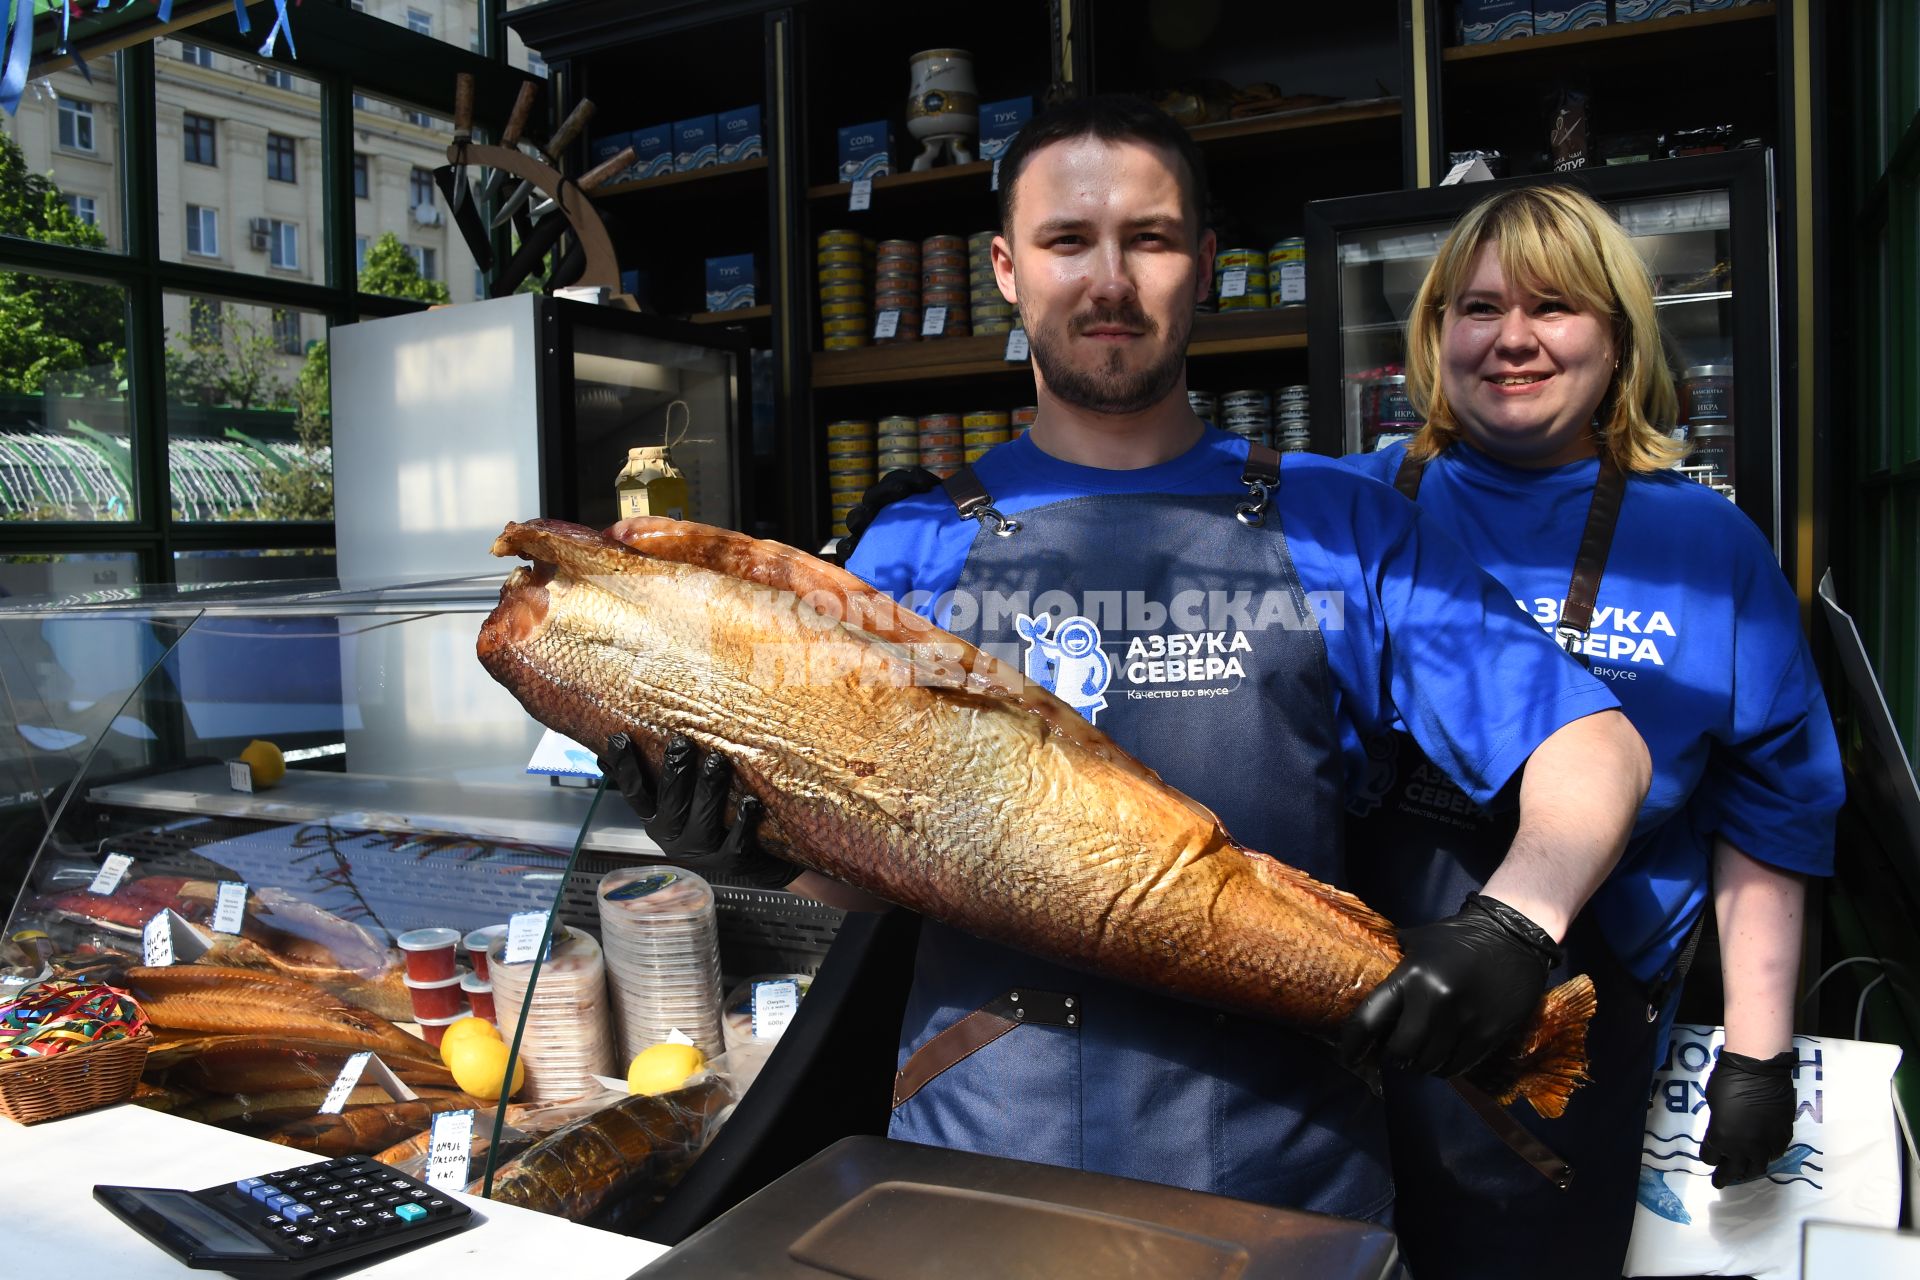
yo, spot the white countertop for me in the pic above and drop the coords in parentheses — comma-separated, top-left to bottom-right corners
(0, 1103, 669, 1277)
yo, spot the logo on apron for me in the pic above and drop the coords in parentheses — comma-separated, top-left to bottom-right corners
(1016, 613, 1111, 724)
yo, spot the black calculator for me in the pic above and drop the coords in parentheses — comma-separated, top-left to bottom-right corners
(95, 1153, 476, 1277)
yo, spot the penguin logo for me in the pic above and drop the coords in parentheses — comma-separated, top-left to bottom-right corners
(1016, 613, 1111, 725)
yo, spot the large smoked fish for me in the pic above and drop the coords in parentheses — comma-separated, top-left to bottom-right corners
(480, 517, 1596, 1115)
(115, 965, 428, 1064)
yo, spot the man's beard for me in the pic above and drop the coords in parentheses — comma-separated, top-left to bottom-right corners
(1024, 299, 1191, 415)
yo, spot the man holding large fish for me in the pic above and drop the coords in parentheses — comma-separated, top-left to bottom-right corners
(480, 94, 1649, 1230)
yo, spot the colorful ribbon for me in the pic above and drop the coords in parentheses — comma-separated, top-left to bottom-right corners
(0, 979, 147, 1059)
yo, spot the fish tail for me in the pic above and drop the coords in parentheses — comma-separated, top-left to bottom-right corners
(1467, 973, 1596, 1119)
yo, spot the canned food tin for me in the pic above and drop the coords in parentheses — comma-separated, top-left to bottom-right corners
(971, 301, 1016, 319)
(817, 229, 863, 249)
(922, 251, 968, 273)
(818, 266, 866, 285)
(974, 318, 1014, 335)
(823, 334, 869, 351)
(1269, 237, 1307, 308)
(923, 267, 966, 285)
(1222, 390, 1271, 409)
(826, 419, 875, 438)
(826, 453, 877, 473)
(1011, 405, 1038, 426)
(825, 434, 878, 455)
(919, 433, 962, 451)
(820, 283, 867, 302)
(1216, 247, 1264, 268)
(1375, 375, 1420, 426)
(1680, 364, 1734, 427)
(1188, 391, 1219, 422)
(963, 445, 997, 462)
(964, 409, 1010, 429)
(920, 446, 962, 462)
(877, 456, 919, 473)
(874, 293, 921, 311)
(1218, 294, 1269, 312)
(877, 414, 919, 437)
(821, 300, 870, 319)
(967, 229, 997, 249)
(922, 288, 968, 307)
(922, 234, 965, 254)
(827, 470, 875, 490)
(817, 248, 866, 268)
(874, 269, 920, 290)
(1277, 385, 1310, 404)
(877, 238, 921, 256)
(938, 318, 973, 337)
(823, 317, 871, 337)
(919, 413, 962, 433)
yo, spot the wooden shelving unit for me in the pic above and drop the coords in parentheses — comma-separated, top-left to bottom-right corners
(690, 304, 773, 325)
(598, 156, 767, 199)
(804, 98, 1404, 202)
(810, 308, 1307, 388)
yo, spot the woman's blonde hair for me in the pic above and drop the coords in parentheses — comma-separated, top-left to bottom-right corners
(1404, 184, 1685, 473)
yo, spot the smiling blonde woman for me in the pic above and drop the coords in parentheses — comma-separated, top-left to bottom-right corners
(1344, 183, 1843, 1280)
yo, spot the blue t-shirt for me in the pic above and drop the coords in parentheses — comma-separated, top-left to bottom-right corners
(846, 426, 1620, 819)
(1343, 442, 1844, 981)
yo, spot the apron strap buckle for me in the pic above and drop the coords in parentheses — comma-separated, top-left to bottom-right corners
(1235, 481, 1272, 527)
(1237, 442, 1282, 527)
(942, 467, 1022, 536)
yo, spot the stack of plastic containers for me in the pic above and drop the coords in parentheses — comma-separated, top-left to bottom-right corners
(596, 865, 727, 1063)
(488, 925, 617, 1101)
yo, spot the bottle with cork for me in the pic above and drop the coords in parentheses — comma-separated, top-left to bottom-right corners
(616, 400, 691, 521)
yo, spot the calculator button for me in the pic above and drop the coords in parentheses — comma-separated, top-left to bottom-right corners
(262, 1213, 287, 1227)
(374, 1209, 398, 1225)
(293, 1233, 320, 1250)
(394, 1203, 427, 1223)
(407, 1188, 430, 1200)
(346, 1215, 372, 1234)
(285, 1204, 314, 1221)
(265, 1193, 293, 1212)
(234, 1177, 263, 1195)
(424, 1197, 452, 1215)
(249, 1184, 276, 1204)
(312, 1197, 336, 1209)
(278, 1223, 303, 1239)
(320, 1224, 347, 1242)
(349, 1176, 372, 1187)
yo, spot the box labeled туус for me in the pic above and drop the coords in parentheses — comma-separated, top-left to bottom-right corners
(1534, 2, 1607, 33)
(629, 123, 674, 181)
(705, 254, 756, 312)
(719, 106, 762, 164)
(837, 121, 894, 183)
(675, 115, 718, 172)
(977, 97, 1033, 161)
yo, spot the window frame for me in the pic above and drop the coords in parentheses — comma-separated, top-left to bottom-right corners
(0, 14, 519, 583)
(269, 219, 300, 271)
(64, 195, 99, 228)
(57, 97, 96, 152)
(267, 133, 298, 184)
(352, 153, 370, 199)
(182, 111, 217, 166)
(185, 204, 219, 258)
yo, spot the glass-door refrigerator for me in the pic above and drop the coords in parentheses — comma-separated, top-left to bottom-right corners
(1304, 151, 1780, 550)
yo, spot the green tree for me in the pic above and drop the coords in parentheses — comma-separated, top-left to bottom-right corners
(0, 129, 122, 396)
(359, 231, 452, 304)
(163, 309, 297, 411)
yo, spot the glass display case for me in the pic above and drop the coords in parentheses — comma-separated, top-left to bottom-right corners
(328, 295, 754, 585)
(0, 576, 894, 1238)
(1305, 151, 1781, 550)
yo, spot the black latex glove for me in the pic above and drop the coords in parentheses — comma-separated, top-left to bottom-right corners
(840, 467, 944, 558)
(597, 733, 797, 890)
(1339, 893, 1562, 1079)
(1700, 1048, 1797, 1188)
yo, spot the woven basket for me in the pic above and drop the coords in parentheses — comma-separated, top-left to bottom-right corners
(0, 1032, 152, 1124)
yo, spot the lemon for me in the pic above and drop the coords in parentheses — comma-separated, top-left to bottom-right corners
(447, 1036, 524, 1100)
(627, 1043, 706, 1096)
(238, 740, 286, 788)
(437, 1016, 501, 1066)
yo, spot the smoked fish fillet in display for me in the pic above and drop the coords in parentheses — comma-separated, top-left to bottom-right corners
(480, 517, 1596, 1116)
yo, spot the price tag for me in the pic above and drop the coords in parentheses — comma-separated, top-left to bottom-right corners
(922, 305, 948, 337)
(1003, 328, 1030, 363)
(143, 912, 174, 967)
(503, 910, 549, 964)
(990, 157, 1001, 191)
(751, 979, 801, 1040)
(873, 309, 900, 340)
(320, 1051, 373, 1114)
(88, 853, 133, 896)
(1279, 269, 1306, 304)
(1220, 268, 1248, 299)
(849, 178, 872, 211)
(211, 880, 247, 935)
(227, 760, 253, 793)
(426, 1110, 475, 1192)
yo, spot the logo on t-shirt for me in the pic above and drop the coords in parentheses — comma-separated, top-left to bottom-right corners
(1016, 613, 1111, 724)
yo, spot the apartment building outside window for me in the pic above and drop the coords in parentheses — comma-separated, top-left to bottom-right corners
(410, 166, 435, 211)
(180, 44, 214, 69)
(63, 195, 97, 227)
(57, 98, 94, 151)
(184, 113, 217, 166)
(189, 296, 223, 343)
(353, 154, 369, 198)
(407, 9, 432, 36)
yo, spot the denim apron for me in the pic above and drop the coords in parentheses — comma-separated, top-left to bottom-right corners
(1344, 448, 1668, 1278)
(885, 448, 1394, 1220)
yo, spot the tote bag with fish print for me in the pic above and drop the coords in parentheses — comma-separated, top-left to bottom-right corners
(1625, 1024, 1905, 1280)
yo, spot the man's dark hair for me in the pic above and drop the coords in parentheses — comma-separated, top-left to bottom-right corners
(995, 94, 1210, 240)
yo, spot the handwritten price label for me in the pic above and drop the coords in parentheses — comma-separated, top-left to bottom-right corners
(320, 1051, 373, 1114)
(922, 306, 948, 337)
(1003, 328, 1030, 363)
(427, 1109, 475, 1191)
(143, 912, 174, 967)
(1220, 268, 1248, 299)
(873, 309, 900, 340)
